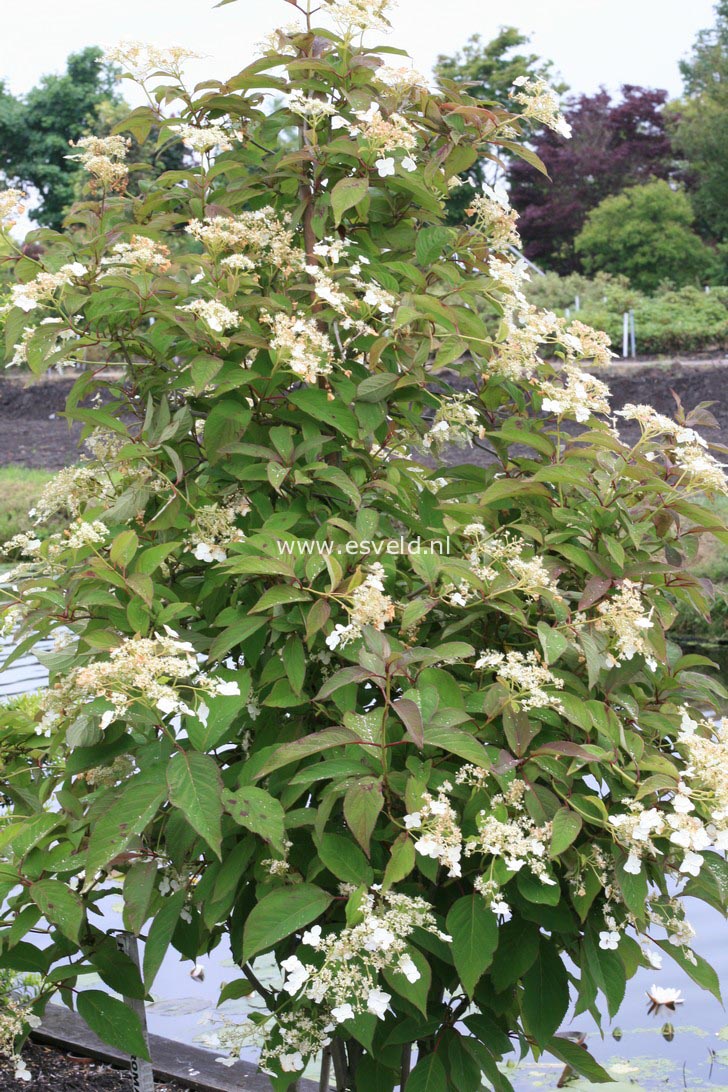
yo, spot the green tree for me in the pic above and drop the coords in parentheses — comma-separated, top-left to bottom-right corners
(435, 28, 561, 222)
(0, 48, 121, 229)
(0, 6, 727, 1090)
(575, 179, 717, 291)
(673, 0, 728, 240)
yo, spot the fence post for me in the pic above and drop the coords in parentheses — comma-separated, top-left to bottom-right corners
(115, 933, 155, 1092)
(629, 309, 636, 358)
(622, 312, 629, 359)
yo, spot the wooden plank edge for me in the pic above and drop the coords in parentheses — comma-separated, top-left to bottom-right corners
(32, 1004, 320, 1092)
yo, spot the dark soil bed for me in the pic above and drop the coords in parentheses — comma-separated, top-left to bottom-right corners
(0, 359, 726, 471)
(0, 1040, 190, 1090)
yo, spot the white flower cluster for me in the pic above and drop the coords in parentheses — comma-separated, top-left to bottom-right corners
(39, 628, 239, 737)
(674, 443, 728, 495)
(186, 495, 251, 562)
(323, 0, 396, 35)
(4, 263, 87, 314)
(0, 188, 26, 225)
(326, 563, 395, 649)
(303, 242, 395, 339)
(594, 579, 655, 667)
(288, 90, 337, 123)
(466, 781, 555, 911)
(67, 135, 130, 191)
(404, 781, 463, 876)
(468, 187, 520, 251)
(181, 298, 240, 335)
(422, 395, 481, 451)
(255, 23, 303, 57)
(449, 523, 559, 603)
(344, 102, 417, 153)
(474, 649, 565, 713)
(539, 363, 611, 423)
(510, 75, 572, 139)
(375, 65, 435, 97)
(252, 889, 448, 1075)
(608, 715, 728, 883)
(187, 209, 303, 276)
(615, 403, 727, 490)
(175, 124, 234, 154)
(561, 319, 614, 368)
(0, 1000, 41, 1083)
(105, 41, 201, 81)
(6, 319, 78, 370)
(101, 236, 171, 272)
(678, 711, 728, 830)
(263, 311, 335, 384)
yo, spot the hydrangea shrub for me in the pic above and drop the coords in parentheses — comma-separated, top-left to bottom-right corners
(1, 1, 728, 1088)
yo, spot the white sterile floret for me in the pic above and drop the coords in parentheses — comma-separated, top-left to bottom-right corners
(366, 988, 391, 1019)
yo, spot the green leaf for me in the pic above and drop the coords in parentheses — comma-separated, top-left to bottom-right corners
(415, 226, 451, 267)
(167, 751, 223, 858)
(217, 979, 255, 1006)
(382, 833, 416, 891)
(521, 943, 569, 1046)
(122, 861, 158, 936)
(282, 635, 306, 694)
(424, 724, 490, 769)
(86, 768, 167, 879)
(656, 938, 722, 1002)
(243, 884, 332, 961)
(545, 1036, 612, 1083)
(536, 622, 569, 665)
(356, 373, 399, 403)
(318, 833, 374, 887)
(109, 529, 138, 568)
(612, 848, 648, 919)
(250, 585, 312, 613)
(344, 778, 384, 855)
(223, 786, 286, 854)
(405, 1052, 447, 1091)
(254, 727, 359, 778)
(29, 880, 84, 943)
(550, 808, 583, 857)
(143, 889, 185, 989)
(207, 615, 267, 661)
(77, 991, 150, 1061)
(288, 388, 359, 439)
(331, 176, 369, 226)
(446, 895, 498, 998)
(490, 918, 540, 992)
(91, 943, 147, 1001)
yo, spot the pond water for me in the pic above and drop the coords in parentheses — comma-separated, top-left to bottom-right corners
(3, 638, 728, 1089)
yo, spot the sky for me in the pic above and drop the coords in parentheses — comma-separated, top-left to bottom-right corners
(0, 0, 720, 103)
